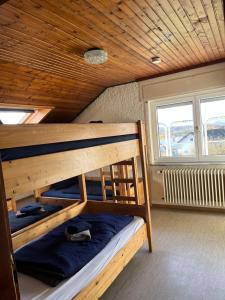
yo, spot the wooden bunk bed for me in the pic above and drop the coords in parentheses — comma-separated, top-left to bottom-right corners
(35, 163, 144, 204)
(0, 121, 152, 300)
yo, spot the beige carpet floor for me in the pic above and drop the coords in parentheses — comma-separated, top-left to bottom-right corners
(102, 208, 225, 300)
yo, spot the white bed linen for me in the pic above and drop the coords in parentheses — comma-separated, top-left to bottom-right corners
(18, 216, 144, 300)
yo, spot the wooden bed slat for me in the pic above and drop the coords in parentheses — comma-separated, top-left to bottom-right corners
(75, 224, 147, 300)
(86, 201, 146, 219)
(3, 139, 140, 199)
(113, 195, 137, 202)
(38, 197, 80, 207)
(0, 123, 138, 149)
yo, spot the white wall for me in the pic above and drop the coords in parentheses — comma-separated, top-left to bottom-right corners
(74, 82, 144, 179)
(139, 62, 225, 102)
(74, 62, 225, 205)
(75, 82, 144, 123)
(75, 62, 225, 124)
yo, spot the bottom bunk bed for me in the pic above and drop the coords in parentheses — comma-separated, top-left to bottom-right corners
(16, 210, 146, 300)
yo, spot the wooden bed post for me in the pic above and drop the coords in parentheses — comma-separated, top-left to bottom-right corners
(137, 120, 153, 252)
(100, 168, 107, 201)
(0, 160, 20, 299)
(79, 174, 87, 203)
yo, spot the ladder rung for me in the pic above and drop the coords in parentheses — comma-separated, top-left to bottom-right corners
(113, 161, 133, 166)
(112, 178, 134, 184)
(102, 171, 119, 176)
(104, 186, 112, 190)
(104, 186, 119, 190)
(113, 196, 137, 201)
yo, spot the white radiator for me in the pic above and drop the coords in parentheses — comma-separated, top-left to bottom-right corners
(162, 168, 225, 207)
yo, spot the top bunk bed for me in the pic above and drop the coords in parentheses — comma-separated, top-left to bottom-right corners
(0, 121, 152, 300)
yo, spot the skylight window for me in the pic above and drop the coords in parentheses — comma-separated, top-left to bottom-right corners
(0, 109, 33, 124)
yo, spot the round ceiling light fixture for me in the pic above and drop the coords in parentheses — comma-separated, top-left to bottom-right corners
(151, 56, 161, 64)
(84, 48, 108, 65)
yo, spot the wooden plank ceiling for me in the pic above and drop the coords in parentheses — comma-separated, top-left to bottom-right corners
(0, 0, 224, 122)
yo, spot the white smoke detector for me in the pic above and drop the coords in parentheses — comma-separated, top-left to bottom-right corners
(151, 56, 161, 64)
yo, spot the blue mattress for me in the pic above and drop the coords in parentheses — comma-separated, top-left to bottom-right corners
(42, 190, 105, 201)
(1, 134, 138, 161)
(42, 178, 113, 201)
(9, 204, 62, 233)
(15, 213, 133, 286)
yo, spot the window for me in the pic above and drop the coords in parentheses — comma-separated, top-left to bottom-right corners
(200, 98, 225, 156)
(0, 106, 52, 124)
(0, 109, 33, 124)
(149, 90, 225, 163)
(157, 102, 195, 158)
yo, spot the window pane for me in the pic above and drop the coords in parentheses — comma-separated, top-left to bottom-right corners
(157, 103, 195, 157)
(201, 97, 225, 156)
(0, 111, 30, 124)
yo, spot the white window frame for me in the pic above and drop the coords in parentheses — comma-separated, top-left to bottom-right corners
(148, 87, 225, 165)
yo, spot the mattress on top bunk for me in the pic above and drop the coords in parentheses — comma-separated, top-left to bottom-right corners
(18, 216, 144, 300)
(42, 177, 113, 201)
(9, 204, 63, 233)
(1, 133, 138, 162)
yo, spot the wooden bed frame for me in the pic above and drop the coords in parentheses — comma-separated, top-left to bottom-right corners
(0, 121, 152, 300)
(34, 166, 145, 204)
(7, 196, 16, 212)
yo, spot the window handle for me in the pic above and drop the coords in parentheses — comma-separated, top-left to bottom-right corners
(195, 126, 200, 132)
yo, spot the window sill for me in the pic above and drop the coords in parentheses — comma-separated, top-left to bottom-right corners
(150, 161, 225, 166)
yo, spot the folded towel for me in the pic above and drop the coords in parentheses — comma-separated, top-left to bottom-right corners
(20, 203, 42, 214)
(16, 203, 45, 218)
(66, 229, 91, 242)
(11, 204, 63, 232)
(66, 221, 92, 234)
(65, 222, 92, 242)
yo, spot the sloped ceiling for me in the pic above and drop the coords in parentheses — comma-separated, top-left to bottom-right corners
(0, 0, 224, 122)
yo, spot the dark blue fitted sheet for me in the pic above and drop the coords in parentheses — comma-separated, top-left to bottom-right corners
(1, 134, 138, 161)
(9, 204, 62, 233)
(42, 179, 113, 201)
(42, 190, 107, 201)
(15, 213, 134, 286)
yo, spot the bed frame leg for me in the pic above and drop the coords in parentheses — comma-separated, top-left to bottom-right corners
(0, 159, 20, 299)
(79, 174, 87, 203)
(138, 121, 153, 252)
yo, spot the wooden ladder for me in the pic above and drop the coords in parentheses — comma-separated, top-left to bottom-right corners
(110, 158, 140, 204)
(100, 167, 119, 201)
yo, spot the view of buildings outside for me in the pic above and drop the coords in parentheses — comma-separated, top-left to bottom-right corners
(157, 98, 225, 158)
(157, 103, 195, 157)
(201, 99, 225, 156)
